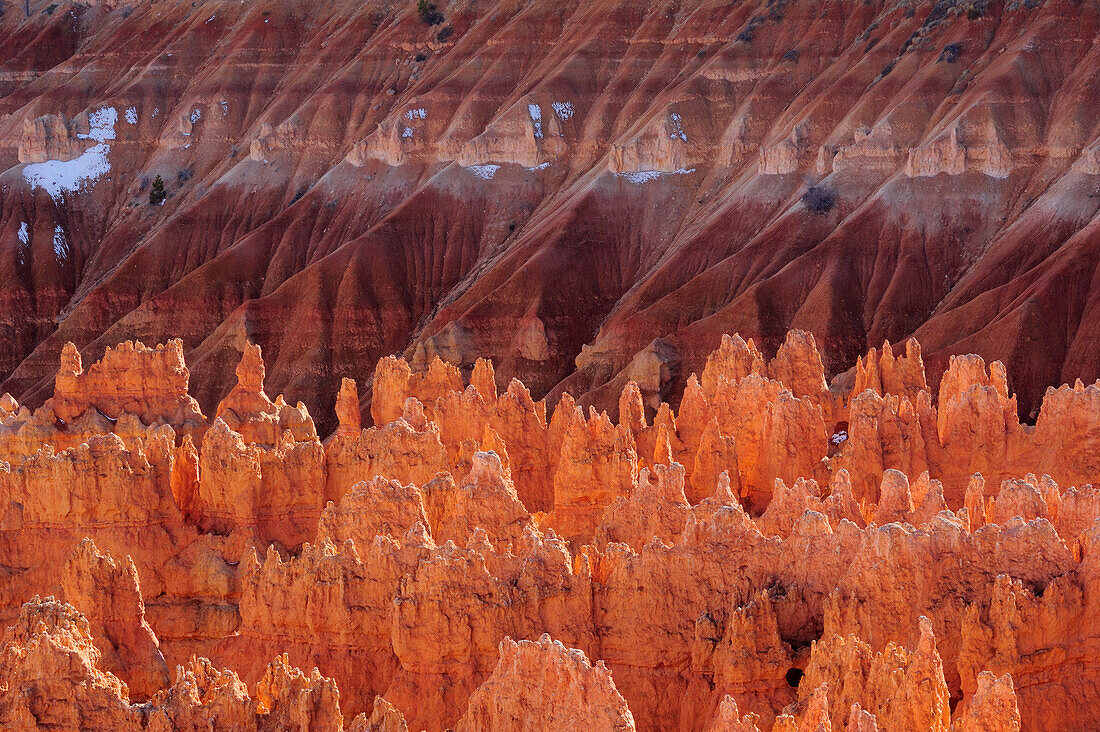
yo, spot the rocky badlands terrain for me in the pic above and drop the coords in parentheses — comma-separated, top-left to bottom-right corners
(0, 331, 1097, 730)
(1, 0, 1100, 431)
(2, 0, 1100, 729)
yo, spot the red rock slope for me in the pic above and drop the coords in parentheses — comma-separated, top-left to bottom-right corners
(2, 0, 1100, 431)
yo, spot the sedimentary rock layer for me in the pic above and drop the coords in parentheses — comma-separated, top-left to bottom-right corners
(1, 332, 1098, 729)
(2, 0, 1100, 432)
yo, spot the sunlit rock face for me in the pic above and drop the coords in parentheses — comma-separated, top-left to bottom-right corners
(2, 333, 1098, 730)
(1, 0, 1099, 438)
(0, 7, 1095, 731)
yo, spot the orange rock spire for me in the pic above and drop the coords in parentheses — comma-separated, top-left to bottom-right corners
(0, 332, 1096, 730)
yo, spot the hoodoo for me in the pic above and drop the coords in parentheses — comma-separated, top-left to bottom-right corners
(0, 333, 1093, 729)
(2, 0, 1099, 727)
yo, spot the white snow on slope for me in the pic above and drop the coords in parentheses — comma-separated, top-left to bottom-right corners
(23, 107, 117, 200)
(53, 224, 69, 262)
(529, 104, 543, 139)
(466, 164, 500, 179)
(552, 101, 574, 121)
(669, 113, 687, 141)
(617, 168, 695, 184)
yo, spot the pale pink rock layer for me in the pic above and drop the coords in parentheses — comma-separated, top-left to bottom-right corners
(4, 331, 1100, 729)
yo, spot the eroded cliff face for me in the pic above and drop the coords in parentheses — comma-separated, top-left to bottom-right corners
(1, 0, 1100, 435)
(1, 332, 1099, 730)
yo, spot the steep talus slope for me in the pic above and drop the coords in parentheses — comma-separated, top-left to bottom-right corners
(1, 0, 1099, 432)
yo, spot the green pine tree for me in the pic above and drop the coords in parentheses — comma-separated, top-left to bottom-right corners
(149, 174, 166, 205)
(416, 0, 443, 25)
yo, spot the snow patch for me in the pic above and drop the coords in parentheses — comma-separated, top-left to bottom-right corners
(669, 113, 687, 142)
(527, 162, 551, 171)
(830, 430, 848, 446)
(617, 167, 695, 184)
(125, 107, 138, 125)
(402, 109, 426, 139)
(205, 13, 216, 22)
(52, 224, 69, 263)
(16, 222, 28, 267)
(528, 104, 542, 139)
(466, 164, 500, 180)
(23, 106, 117, 200)
(220, 101, 228, 115)
(190, 107, 202, 124)
(619, 170, 661, 183)
(152, 108, 160, 117)
(77, 107, 118, 142)
(552, 101, 574, 121)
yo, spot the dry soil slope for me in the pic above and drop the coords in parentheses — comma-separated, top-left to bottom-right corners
(0, 0, 1098, 430)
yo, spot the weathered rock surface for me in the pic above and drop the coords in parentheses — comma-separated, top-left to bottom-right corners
(0, 597, 350, 731)
(456, 634, 636, 731)
(0, 333, 1098, 731)
(59, 538, 169, 701)
(2, 0, 1100, 436)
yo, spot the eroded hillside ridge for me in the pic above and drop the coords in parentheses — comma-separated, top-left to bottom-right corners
(2, 0, 1100, 434)
(0, 331, 1099, 729)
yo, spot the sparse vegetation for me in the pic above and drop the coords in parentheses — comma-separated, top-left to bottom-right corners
(782, 48, 800, 63)
(416, 0, 444, 25)
(737, 15, 765, 43)
(803, 185, 836, 214)
(436, 25, 453, 42)
(939, 42, 961, 63)
(855, 20, 878, 45)
(177, 167, 193, 185)
(899, 31, 920, 55)
(149, 175, 166, 206)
